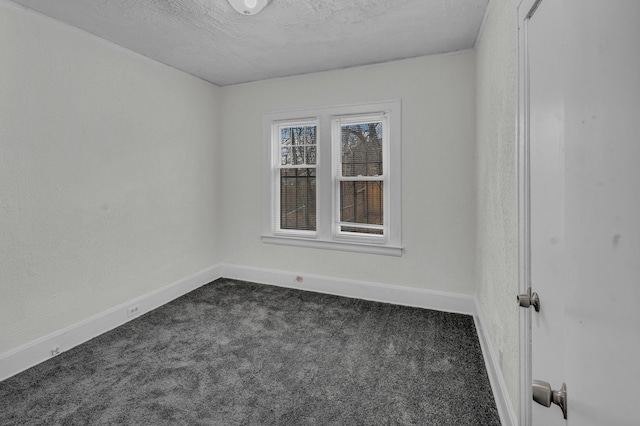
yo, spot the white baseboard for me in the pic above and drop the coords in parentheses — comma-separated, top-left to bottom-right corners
(0, 264, 222, 382)
(222, 264, 517, 424)
(1, 262, 515, 426)
(219, 264, 477, 315)
(474, 300, 517, 426)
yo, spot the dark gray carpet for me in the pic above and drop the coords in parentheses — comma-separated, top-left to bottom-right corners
(0, 279, 500, 425)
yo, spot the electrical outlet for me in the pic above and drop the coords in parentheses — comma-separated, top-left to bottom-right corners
(51, 347, 61, 357)
(127, 304, 140, 318)
(498, 348, 504, 370)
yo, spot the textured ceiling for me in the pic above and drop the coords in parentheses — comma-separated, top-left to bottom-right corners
(9, 0, 489, 86)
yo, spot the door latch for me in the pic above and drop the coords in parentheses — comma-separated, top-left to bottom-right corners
(517, 287, 540, 312)
(533, 380, 567, 419)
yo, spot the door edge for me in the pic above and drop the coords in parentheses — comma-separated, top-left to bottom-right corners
(516, 0, 540, 425)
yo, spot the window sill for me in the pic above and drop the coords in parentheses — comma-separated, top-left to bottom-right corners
(261, 235, 403, 257)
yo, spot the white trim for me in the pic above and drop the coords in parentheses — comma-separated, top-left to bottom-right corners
(223, 263, 516, 422)
(332, 112, 389, 244)
(474, 301, 518, 426)
(219, 264, 475, 315)
(517, 0, 538, 425)
(263, 100, 402, 255)
(261, 235, 402, 256)
(0, 264, 222, 382)
(2, 261, 514, 426)
(272, 119, 319, 237)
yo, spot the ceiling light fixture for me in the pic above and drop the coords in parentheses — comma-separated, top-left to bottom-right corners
(227, 0, 271, 15)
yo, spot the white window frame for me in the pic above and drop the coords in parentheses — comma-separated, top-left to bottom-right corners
(271, 118, 319, 238)
(332, 113, 389, 245)
(262, 100, 402, 256)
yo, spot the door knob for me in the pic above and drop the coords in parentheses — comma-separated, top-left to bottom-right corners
(533, 380, 567, 419)
(517, 287, 540, 312)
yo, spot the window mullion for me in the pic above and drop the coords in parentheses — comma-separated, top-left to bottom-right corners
(316, 115, 333, 240)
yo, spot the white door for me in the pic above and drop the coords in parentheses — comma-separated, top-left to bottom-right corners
(525, 0, 566, 424)
(520, 0, 640, 425)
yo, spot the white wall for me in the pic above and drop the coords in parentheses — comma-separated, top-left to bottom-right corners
(1, 3, 521, 409)
(219, 52, 477, 294)
(475, 0, 519, 416)
(0, 1, 221, 354)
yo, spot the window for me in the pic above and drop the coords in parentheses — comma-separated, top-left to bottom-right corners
(274, 120, 318, 235)
(262, 101, 402, 256)
(334, 114, 387, 241)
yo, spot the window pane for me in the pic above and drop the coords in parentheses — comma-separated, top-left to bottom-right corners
(281, 125, 316, 166)
(341, 122, 383, 177)
(280, 168, 316, 231)
(280, 147, 291, 165)
(305, 146, 317, 165)
(339, 181, 383, 233)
